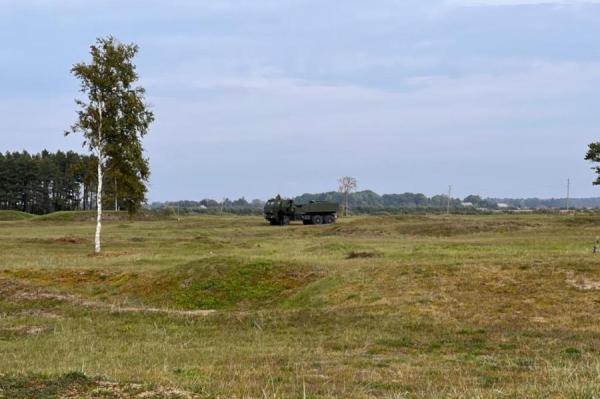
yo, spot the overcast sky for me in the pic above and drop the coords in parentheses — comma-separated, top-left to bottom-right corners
(1, 0, 599, 201)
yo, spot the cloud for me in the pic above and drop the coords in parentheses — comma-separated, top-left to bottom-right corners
(1, 0, 599, 199)
(136, 57, 600, 199)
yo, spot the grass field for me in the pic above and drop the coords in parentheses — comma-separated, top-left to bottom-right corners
(1, 212, 600, 398)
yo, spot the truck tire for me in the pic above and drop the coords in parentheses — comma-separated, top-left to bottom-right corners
(312, 214, 323, 225)
(269, 220, 278, 225)
(324, 214, 334, 224)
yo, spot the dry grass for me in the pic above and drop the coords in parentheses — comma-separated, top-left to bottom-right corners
(1, 213, 600, 398)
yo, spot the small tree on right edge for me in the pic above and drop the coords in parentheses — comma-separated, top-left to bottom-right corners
(586, 142, 600, 186)
(338, 176, 357, 217)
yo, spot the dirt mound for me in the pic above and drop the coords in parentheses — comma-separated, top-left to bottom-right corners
(126, 258, 324, 310)
(4, 257, 323, 311)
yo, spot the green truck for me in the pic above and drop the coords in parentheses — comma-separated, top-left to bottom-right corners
(264, 196, 339, 225)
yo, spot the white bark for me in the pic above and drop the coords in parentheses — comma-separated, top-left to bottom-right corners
(337, 176, 357, 218)
(95, 154, 103, 253)
(95, 101, 104, 254)
(345, 193, 349, 217)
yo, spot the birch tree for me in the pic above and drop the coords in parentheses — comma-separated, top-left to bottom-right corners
(67, 36, 154, 253)
(337, 176, 357, 217)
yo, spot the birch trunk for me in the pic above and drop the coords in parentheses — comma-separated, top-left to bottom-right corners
(345, 192, 349, 217)
(95, 101, 104, 254)
(95, 155, 103, 253)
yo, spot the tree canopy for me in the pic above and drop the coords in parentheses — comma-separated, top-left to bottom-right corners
(0, 151, 96, 214)
(586, 142, 600, 186)
(68, 36, 154, 216)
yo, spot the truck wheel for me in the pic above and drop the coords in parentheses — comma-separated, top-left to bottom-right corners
(324, 214, 334, 224)
(312, 215, 323, 225)
(269, 220, 278, 225)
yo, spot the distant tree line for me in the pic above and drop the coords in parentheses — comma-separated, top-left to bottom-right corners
(0, 150, 98, 214)
(294, 190, 482, 212)
(0, 150, 143, 215)
(149, 191, 600, 215)
(295, 191, 600, 211)
(149, 198, 266, 215)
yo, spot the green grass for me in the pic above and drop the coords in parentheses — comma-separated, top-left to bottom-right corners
(1, 213, 600, 398)
(0, 210, 34, 221)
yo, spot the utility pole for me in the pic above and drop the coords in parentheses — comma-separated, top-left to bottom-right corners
(566, 178, 571, 213)
(446, 185, 452, 215)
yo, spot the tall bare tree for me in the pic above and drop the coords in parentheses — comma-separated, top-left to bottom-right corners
(337, 176, 357, 217)
(67, 36, 154, 253)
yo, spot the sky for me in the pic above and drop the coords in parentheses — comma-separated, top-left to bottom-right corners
(1, 0, 599, 201)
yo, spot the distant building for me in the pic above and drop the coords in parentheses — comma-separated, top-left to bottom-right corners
(497, 203, 510, 209)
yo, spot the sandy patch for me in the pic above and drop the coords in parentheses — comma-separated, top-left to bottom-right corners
(565, 271, 600, 290)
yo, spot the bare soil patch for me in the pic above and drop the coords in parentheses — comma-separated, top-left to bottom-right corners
(566, 271, 600, 290)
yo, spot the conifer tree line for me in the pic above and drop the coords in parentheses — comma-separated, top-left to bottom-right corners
(0, 150, 129, 214)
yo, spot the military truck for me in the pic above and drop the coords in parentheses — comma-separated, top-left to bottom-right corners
(264, 196, 339, 225)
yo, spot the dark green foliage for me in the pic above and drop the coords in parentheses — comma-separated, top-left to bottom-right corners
(295, 190, 464, 210)
(0, 150, 96, 214)
(586, 142, 600, 186)
(148, 198, 266, 215)
(563, 347, 582, 357)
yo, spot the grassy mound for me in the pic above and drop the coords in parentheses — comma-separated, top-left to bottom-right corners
(6, 257, 323, 310)
(153, 258, 323, 309)
(0, 210, 34, 221)
(31, 210, 176, 222)
(32, 211, 111, 222)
